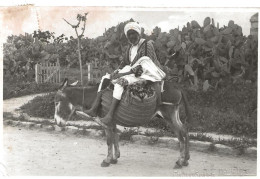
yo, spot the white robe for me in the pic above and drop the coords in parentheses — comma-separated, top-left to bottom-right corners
(114, 56, 166, 84)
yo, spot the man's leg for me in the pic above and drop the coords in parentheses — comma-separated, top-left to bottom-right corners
(94, 75, 137, 128)
(84, 92, 102, 117)
(96, 84, 123, 127)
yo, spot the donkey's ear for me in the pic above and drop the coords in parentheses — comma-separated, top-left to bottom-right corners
(69, 80, 78, 86)
(59, 78, 68, 90)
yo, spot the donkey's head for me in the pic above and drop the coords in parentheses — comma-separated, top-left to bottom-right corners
(54, 78, 78, 127)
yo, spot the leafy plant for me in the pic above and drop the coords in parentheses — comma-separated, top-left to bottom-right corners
(20, 93, 56, 119)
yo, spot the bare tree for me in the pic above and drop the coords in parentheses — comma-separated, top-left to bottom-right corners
(63, 13, 88, 86)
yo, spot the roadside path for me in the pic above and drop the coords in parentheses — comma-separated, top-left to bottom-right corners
(3, 93, 47, 113)
(3, 126, 257, 176)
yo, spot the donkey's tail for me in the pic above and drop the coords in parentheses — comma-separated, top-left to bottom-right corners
(181, 90, 192, 125)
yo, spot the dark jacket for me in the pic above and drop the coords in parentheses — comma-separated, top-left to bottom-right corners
(119, 39, 162, 70)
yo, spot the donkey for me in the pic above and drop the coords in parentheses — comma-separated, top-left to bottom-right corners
(54, 78, 192, 169)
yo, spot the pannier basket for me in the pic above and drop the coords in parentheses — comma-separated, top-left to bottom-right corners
(100, 88, 157, 127)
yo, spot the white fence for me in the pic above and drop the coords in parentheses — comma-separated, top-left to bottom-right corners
(35, 60, 61, 83)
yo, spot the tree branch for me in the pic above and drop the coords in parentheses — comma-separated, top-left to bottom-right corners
(75, 28, 79, 38)
(63, 18, 74, 27)
(80, 20, 86, 37)
(63, 17, 81, 29)
(80, 14, 88, 37)
(75, 19, 81, 29)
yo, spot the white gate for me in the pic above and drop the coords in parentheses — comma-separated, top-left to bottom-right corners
(35, 59, 61, 83)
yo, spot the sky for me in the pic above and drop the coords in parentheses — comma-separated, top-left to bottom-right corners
(0, 6, 259, 42)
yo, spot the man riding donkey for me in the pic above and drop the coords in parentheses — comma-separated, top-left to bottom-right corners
(85, 21, 166, 128)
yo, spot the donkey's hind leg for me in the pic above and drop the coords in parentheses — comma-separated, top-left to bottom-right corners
(171, 105, 190, 168)
(159, 104, 190, 168)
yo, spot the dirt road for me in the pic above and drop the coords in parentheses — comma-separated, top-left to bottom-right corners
(2, 126, 256, 176)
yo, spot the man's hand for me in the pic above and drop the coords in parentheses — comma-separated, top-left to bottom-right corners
(111, 71, 122, 80)
(131, 65, 143, 77)
(135, 68, 143, 77)
(111, 69, 137, 80)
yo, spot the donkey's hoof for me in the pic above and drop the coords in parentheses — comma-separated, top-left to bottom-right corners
(173, 161, 183, 169)
(182, 160, 189, 166)
(115, 153, 120, 159)
(110, 159, 118, 164)
(101, 160, 110, 167)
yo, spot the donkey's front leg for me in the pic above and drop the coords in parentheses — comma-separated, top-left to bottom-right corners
(111, 127, 120, 164)
(101, 128, 114, 167)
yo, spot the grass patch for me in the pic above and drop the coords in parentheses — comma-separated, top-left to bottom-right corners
(215, 137, 257, 148)
(20, 93, 55, 119)
(144, 82, 257, 138)
(188, 105, 257, 137)
(189, 132, 256, 148)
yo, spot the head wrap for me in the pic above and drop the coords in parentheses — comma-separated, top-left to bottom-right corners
(124, 22, 141, 36)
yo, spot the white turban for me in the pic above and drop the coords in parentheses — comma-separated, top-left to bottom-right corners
(124, 22, 141, 36)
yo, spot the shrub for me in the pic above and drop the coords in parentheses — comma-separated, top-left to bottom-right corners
(20, 93, 55, 119)
(3, 80, 60, 100)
